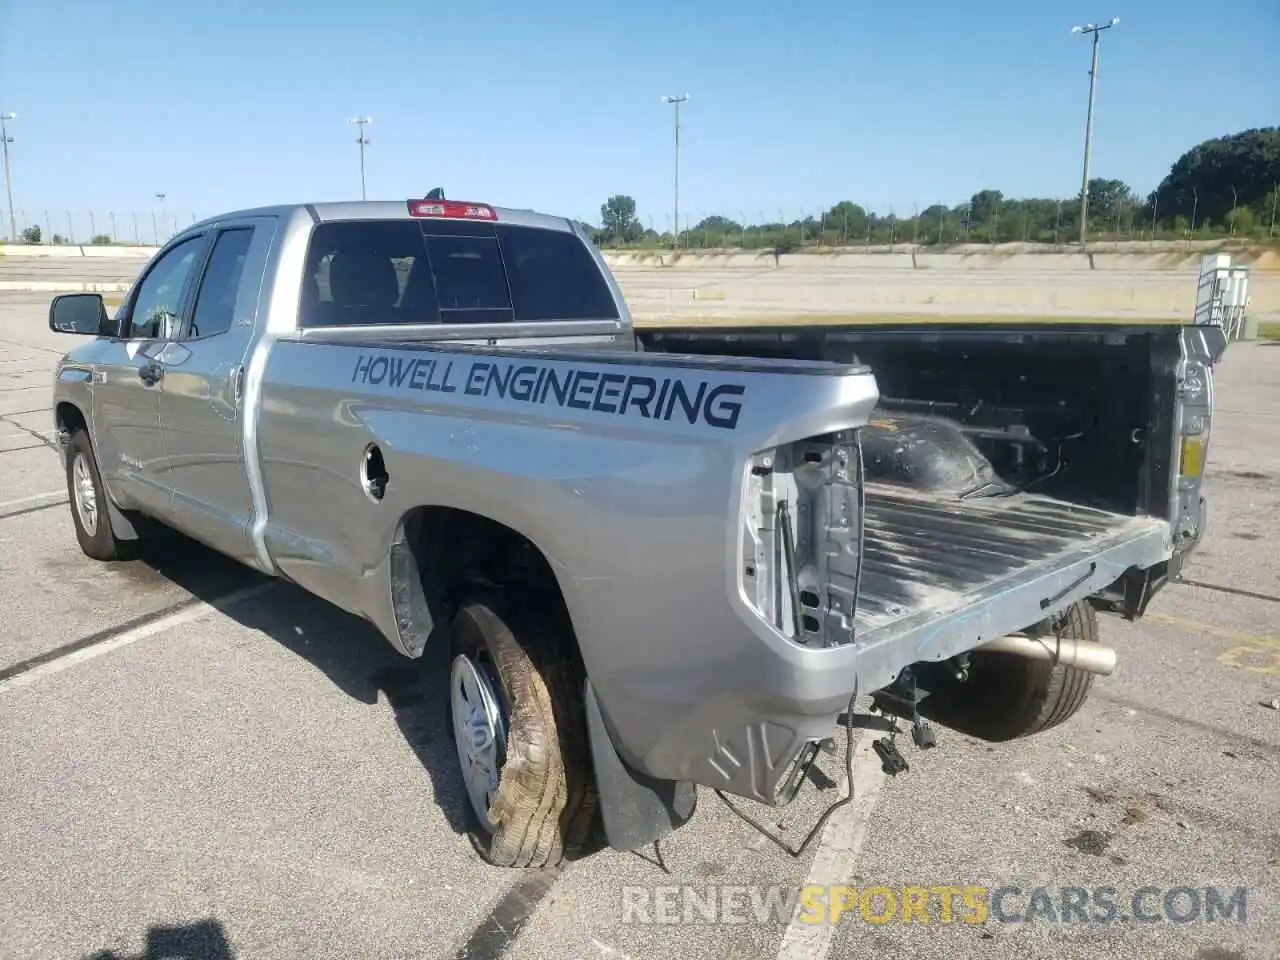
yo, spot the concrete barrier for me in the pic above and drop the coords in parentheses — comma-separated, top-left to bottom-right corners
(602, 242, 1280, 274)
(2, 240, 1276, 319)
(81, 245, 156, 259)
(0, 244, 158, 259)
(0, 280, 132, 293)
(0, 244, 87, 258)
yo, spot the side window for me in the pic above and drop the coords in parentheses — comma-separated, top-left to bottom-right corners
(423, 234, 513, 324)
(187, 228, 255, 339)
(299, 221, 438, 327)
(127, 236, 205, 340)
(497, 225, 620, 322)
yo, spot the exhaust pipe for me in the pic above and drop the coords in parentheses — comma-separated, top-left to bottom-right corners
(977, 635, 1117, 676)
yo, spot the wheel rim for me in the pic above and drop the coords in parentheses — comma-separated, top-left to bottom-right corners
(450, 653, 508, 832)
(72, 452, 98, 537)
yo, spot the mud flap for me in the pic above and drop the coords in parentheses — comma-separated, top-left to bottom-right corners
(584, 680, 697, 852)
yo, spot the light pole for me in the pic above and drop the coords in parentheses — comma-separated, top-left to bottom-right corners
(349, 116, 372, 201)
(661, 94, 689, 248)
(155, 192, 167, 243)
(1, 112, 16, 243)
(1071, 17, 1119, 245)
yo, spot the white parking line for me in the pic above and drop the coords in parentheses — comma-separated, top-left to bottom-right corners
(0, 582, 273, 694)
(0, 489, 65, 511)
(776, 734, 888, 960)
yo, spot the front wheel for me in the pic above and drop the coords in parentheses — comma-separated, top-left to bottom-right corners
(447, 592, 596, 868)
(64, 428, 133, 562)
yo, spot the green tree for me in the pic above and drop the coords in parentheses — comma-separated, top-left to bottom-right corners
(600, 195, 640, 244)
(1145, 127, 1280, 228)
(824, 201, 869, 240)
(968, 190, 1003, 224)
(1227, 206, 1255, 236)
(21, 225, 41, 244)
(591, 126, 1280, 249)
(691, 215, 741, 246)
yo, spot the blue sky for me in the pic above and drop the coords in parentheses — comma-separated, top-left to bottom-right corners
(1, 0, 1277, 237)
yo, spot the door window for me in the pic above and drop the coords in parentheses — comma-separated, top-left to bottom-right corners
(127, 236, 205, 340)
(187, 228, 256, 339)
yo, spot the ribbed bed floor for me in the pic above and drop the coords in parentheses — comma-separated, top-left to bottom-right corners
(853, 483, 1165, 633)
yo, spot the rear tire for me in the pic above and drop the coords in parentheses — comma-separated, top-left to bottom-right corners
(925, 601, 1100, 741)
(65, 427, 134, 562)
(447, 591, 596, 868)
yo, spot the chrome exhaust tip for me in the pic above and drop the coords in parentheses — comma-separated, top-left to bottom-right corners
(977, 634, 1117, 676)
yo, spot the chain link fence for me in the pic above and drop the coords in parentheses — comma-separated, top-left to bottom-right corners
(2, 192, 1276, 250)
(594, 189, 1280, 250)
(2, 210, 206, 246)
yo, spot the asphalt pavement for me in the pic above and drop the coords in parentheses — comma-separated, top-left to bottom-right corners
(0, 291, 1276, 960)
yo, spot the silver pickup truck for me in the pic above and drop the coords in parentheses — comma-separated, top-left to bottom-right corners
(48, 198, 1225, 869)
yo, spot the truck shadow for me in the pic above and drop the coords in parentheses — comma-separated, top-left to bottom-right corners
(129, 535, 475, 843)
(83, 917, 234, 960)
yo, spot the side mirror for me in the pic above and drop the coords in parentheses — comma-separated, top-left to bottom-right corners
(49, 293, 112, 336)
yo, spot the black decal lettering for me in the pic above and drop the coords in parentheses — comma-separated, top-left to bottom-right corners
(440, 361, 457, 392)
(704, 383, 746, 430)
(409, 360, 428, 391)
(621, 376, 657, 418)
(532, 367, 548, 402)
(485, 363, 513, 399)
(568, 370, 599, 410)
(424, 358, 445, 392)
(465, 362, 488, 395)
(652, 378, 672, 419)
(352, 354, 372, 383)
(664, 379, 706, 424)
(367, 357, 389, 386)
(388, 356, 413, 388)
(510, 365, 539, 402)
(542, 367, 572, 407)
(593, 373, 625, 414)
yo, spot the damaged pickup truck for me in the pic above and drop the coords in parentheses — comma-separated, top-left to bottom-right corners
(48, 198, 1225, 869)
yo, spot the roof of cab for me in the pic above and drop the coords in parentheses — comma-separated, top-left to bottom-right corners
(187, 200, 579, 235)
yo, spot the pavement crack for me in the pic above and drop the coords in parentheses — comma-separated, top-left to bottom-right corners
(1175, 576, 1280, 605)
(448, 868, 562, 960)
(0, 335, 65, 356)
(0, 413, 58, 452)
(0, 499, 65, 520)
(0, 596, 206, 685)
(1094, 690, 1280, 758)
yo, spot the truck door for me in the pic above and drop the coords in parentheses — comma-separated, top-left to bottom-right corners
(93, 233, 210, 516)
(154, 217, 277, 566)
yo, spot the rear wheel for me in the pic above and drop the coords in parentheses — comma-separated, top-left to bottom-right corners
(447, 592, 596, 868)
(924, 601, 1100, 741)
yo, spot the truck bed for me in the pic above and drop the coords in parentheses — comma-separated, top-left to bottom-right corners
(855, 484, 1170, 637)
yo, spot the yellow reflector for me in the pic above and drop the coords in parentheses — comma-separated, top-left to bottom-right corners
(1180, 437, 1206, 478)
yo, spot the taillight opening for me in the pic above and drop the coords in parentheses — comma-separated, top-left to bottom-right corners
(407, 199, 498, 220)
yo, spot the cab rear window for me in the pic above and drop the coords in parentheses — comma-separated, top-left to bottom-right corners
(299, 219, 619, 327)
